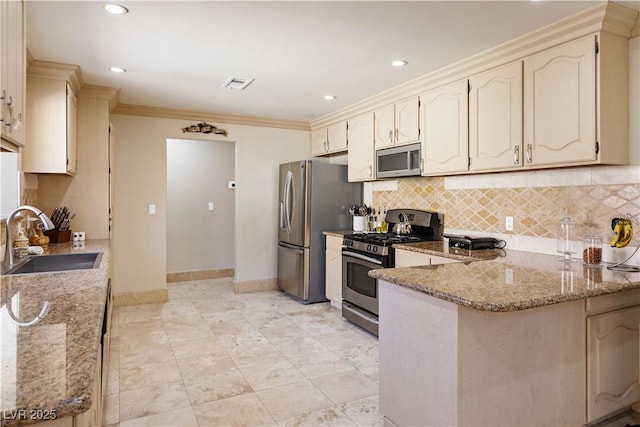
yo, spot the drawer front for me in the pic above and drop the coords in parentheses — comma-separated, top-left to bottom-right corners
(325, 235, 343, 251)
(586, 289, 640, 316)
(395, 249, 430, 267)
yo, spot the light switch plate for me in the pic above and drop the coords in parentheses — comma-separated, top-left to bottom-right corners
(148, 204, 156, 215)
(208, 202, 214, 211)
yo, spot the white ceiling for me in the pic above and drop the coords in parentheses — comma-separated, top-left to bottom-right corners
(25, 1, 637, 124)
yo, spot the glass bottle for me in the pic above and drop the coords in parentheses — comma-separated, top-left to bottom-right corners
(556, 209, 578, 263)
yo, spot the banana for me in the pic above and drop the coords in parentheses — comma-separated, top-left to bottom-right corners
(615, 220, 634, 248)
(610, 221, 624, 247)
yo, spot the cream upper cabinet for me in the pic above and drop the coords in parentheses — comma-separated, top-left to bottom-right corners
(347, 112, 375, 182)
(311, 121, 348, 156)
(524, 35, 597, 166)
(420, 80, 469, 175)
(586, 305, 640, 422)
(23, 77, 78, 175)
(469, 61, 523, 172)
(0, 0, 26, 148)
(311, 127, 327, 156)
(374, 97, 420, 150)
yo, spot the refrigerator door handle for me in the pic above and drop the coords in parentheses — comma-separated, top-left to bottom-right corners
(279, 201, 285, 229)
(284, 170, 294, 232)
(278, 241, 304, 254)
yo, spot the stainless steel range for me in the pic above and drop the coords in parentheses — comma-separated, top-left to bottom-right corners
(341, 209, 444, 336)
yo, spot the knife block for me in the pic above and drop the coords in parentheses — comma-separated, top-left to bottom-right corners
(44, 229, 72, 243)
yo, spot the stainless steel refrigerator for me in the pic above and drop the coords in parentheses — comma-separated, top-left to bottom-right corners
(278, 160, 361, 303)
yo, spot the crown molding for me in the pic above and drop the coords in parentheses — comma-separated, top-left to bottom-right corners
(111, 104, 311, 131)
(632, 13, 640, 38)
(27, 59, 83, 93)
(310, 2, 639, 129)
(78, 84, 120, 111)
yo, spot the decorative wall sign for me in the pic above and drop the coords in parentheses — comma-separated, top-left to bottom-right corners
(181, 122, 228, 136)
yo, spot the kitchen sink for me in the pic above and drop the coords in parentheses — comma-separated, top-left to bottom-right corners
(4, 252, 103, 275)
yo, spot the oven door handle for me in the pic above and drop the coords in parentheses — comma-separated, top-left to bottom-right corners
(342, 250, 383, 265)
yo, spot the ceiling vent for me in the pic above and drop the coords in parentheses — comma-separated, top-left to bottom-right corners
(222, 77, 254, 90)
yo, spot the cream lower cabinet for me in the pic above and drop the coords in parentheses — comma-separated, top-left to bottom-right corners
(311, 121, 347, 156)
(420, 80, 469, 175)
(374, 97, 420, 150)
(325, 235, 343, 308)
(469, 61, 523, 172)
(586, 305, 640, 421)
(347, 112, 375, 182)
(0, 0, 26, 148)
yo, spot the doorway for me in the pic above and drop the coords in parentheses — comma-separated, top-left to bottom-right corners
(166, 138, 235, 276)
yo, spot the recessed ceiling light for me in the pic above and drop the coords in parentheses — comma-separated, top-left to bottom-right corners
(104, 3, 129, 15)
(324, 95, 336, 100)
(391, 60, 408, 67)
(109, 66, 126, 73)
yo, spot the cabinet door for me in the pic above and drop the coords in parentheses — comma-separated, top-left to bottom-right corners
(469, 61, 523, 172)
(586, 306, 640, 422)
(347, 112, 375, 182)
(327, 121, 347, 153)
(0, 0, 26, 147)
(395, 96, 419, 146)
(66, 83, 77, 174)
(311, 127, 327, 156)
(374, 104, 395, 150)
(524, 35, 597, 166)
(325, 236, 343, 307)
(420, 80, 469, 175)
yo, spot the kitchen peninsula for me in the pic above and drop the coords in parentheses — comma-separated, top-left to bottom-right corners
(0, 240, 111, 427)
(370, 249, 640, 426)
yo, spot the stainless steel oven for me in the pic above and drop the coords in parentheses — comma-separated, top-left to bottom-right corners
(341, 248, 387, 336)
(341, 209, 444, 337)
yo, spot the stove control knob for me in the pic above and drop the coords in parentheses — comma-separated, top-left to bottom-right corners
(366, 245, 371, 251)
(373, 247, 378, 253)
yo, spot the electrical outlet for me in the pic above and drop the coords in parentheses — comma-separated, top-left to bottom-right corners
(505, 216, 514, 231)
(148, 204, 156, 215)
(505, 268, 514, 284)
(208, 202, 214, 211)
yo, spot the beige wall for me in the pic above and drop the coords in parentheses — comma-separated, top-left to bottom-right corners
(37, 96, 110, 240)
(166, 138, 235, 273)
(110, 114, 310, 295)
(630, 37, 639, 165)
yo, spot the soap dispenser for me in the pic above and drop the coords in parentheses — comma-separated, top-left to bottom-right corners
(13, 220, 29, 258)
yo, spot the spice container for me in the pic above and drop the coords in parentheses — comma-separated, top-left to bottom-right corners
(583, 234, 603, 267)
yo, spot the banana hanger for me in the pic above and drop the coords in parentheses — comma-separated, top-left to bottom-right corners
(608, 213, 640, 273)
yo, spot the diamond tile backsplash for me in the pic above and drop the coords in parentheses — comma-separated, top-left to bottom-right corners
(372, 171, 640, 244)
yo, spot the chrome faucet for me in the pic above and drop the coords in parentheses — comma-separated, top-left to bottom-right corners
(3, 205, 55, 269)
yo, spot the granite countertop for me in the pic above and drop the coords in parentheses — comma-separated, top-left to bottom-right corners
(393, 240, 504, 262)
(1, 240, 110, 427)
(370, 249, 640, 312)
(323, 230, 353, 238)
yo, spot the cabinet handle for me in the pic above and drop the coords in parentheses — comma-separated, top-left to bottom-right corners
(395, 128, 399, 141)
(369, 165, 372, 177)
(514, 145, 520, 165)
(526, 144, 532, 164)
(388, 130, 393, 143)
(420, 157, 424, 172)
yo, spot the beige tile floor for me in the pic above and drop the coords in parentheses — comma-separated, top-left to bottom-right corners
(103, 278, 382, 427)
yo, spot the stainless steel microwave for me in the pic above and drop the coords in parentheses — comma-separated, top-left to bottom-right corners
(376, 142, 421, 178)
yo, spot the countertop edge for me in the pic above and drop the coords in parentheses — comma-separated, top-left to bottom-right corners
(369, 267, 640, 313)
(1, 240, 110, 427)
